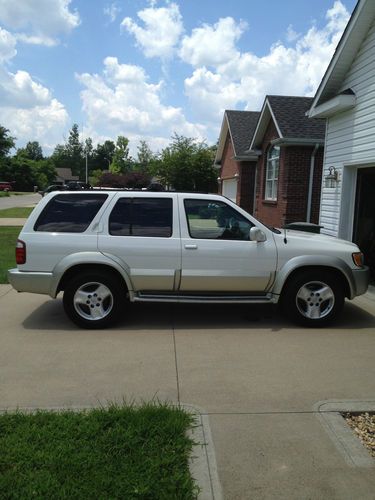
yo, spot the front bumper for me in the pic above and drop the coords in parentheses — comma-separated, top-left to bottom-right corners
(351, 266, 371, 298)
(8, 268, 54, 296)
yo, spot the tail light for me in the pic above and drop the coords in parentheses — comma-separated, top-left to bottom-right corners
(16, 239, 26, 265)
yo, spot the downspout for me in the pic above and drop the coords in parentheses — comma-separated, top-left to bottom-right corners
(306, 143, 320, 223)
(252, 164, 258, 215)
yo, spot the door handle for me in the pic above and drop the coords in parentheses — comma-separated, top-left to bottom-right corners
(184, 244, 198, 250)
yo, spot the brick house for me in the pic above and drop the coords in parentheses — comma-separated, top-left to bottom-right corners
(214, 110, 260, 214)
(216, 96, 326, 228)
(250, 96, 326, 227)
(55, 168, 79, 185)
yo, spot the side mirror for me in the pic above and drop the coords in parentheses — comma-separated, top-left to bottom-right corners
(249, 226, 266, 242)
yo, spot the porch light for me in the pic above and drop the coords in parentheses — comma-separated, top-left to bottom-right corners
(325, 166, 339, 188)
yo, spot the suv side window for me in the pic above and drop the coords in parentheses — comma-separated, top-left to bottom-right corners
(34, 193, 108, 233)
(184, 199, 253, 240)
(109, 197, 173, 237)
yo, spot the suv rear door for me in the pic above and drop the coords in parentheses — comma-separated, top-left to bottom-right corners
(98, 193, 181, 291)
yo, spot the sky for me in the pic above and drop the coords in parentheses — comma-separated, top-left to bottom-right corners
(0, 0, 357, 156)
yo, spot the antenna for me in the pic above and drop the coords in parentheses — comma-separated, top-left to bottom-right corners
(284, 221, 288, 244)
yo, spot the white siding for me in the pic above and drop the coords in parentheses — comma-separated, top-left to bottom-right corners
(321, 19, 375, 238)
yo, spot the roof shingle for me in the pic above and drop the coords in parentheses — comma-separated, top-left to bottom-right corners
(225, 110, 260, 156)
(267, 95, 325, 140)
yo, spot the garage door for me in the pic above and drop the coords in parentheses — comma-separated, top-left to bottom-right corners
(222, 178, 237, 203)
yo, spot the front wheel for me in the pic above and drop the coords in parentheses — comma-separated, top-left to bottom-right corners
(280, 270, 345, 327)
(63, 271, 125, 329)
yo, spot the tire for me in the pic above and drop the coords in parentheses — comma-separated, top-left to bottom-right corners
(63, 271, 125, 329)
(280, 270, 345, 327)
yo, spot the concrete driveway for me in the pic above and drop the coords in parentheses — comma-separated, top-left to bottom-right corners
(1, 285, 375, 499)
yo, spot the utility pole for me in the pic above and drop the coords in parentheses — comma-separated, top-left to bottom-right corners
(85, 151, 88, 184)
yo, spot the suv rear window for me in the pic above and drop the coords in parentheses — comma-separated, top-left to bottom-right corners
(34, 193, 108, 233)
(109, 197, 172, 237)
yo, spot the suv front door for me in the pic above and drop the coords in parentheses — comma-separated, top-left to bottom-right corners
(179, 197, 277, 292)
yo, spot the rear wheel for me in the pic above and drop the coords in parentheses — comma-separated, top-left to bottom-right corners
(63, 271, 125, 329)
(280, 270, 345, 327)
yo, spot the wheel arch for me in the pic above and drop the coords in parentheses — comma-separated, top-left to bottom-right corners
(51, 253, 133, 298)
(273, 257, 354, 300)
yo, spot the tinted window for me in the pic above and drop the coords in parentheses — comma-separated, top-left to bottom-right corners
(34, 194, 108, 233)
(184, 199, 253, 240)
(109, 198, 173, 237)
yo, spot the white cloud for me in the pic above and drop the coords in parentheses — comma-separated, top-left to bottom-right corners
(1, 99, 68, 150)
(104, 3, 121, 23)
(0, 0, 80, 45)
(180, 17, 247, 67)
(77, 57, 206, 154)
(0, 27, 17, 62)
(121, 3, 183, 59)
(286, 25, 300, 43)
(183, 1, 350, 126)
(0, 36, 69, 149)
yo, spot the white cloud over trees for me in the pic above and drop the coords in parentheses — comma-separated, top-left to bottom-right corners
(76, 56, 206, 154)
(0, 0, 352, 151)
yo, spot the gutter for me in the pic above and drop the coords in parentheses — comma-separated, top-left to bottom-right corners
(271, 138, 324, 146)
(306, 143, 320, 223)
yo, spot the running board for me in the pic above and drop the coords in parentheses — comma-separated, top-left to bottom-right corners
(133, 292, 275, 304)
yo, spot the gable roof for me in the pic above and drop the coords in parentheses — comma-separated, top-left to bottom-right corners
(309, 0, 375, 112)
(55, 168, 79, 181)
(250, 95, 326, 149)
(215, 110, 260, 164)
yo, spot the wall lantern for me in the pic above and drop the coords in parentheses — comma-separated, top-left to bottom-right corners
(325, 166, 339, 188)
(217, 177, 222, 183)
(234, 173, 240, 180)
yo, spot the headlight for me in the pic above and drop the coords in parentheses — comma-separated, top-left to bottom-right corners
(352, 252, 364, 267)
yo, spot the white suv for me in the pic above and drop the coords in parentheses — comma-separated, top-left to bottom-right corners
(8, 191, 369, 328)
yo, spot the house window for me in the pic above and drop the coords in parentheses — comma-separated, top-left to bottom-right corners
(265, 146, 280, 201)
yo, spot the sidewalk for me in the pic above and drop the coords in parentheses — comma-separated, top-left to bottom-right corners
(1, 287, 375, 499)
(0, 218, 27, 226)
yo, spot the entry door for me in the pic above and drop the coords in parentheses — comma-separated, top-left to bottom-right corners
(222, 178, 238, 203)
(178, 197, 277, 292)
(353, 167, 375, 279)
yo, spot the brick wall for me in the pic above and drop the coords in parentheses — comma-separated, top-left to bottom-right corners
(238, 162, 256, 214)
(220, 134, 239, 182)
(255, 120, 286, 226)
(219, 133, 256, 213)
(284, 146, 323, 225)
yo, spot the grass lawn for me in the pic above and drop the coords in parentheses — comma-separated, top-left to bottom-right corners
(0, 192, 33, 198)
(0, 207, 34, 218)
(0, 404, 198, 499)
(0, 226, 19, 283)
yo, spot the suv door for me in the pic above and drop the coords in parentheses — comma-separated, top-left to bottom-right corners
(179, 197, 277, 292)
(98, 194, 181, 291)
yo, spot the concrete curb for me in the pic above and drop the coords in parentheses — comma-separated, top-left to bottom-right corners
(314, 399, 375, 467)
(0, 402, 223, 499)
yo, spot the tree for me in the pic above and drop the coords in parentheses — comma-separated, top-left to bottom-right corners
(0, 126, 16, 158)
(92, 140, 116, 171)
(5, 150, 56, 191)
(136, 140, 154, 172)
(149, 134, 217, 192)
(110, 136, 133, 174)
(23, 141, 43, 161)
(66, 124, 84, 177)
